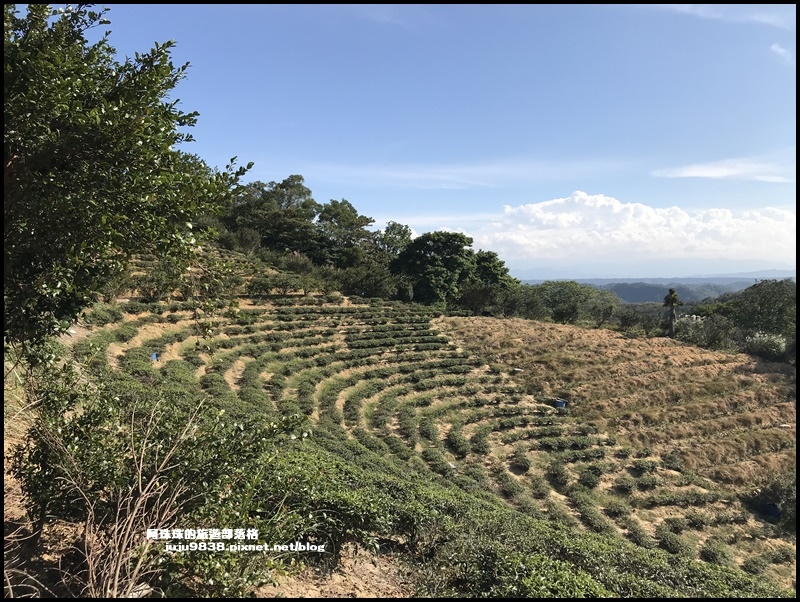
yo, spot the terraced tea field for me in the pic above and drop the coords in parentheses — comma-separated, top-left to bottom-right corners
(437, 317, 796, 486)
(66, 295, 796, 593)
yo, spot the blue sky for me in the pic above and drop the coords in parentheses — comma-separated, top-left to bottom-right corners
(77, 4, 795, 277)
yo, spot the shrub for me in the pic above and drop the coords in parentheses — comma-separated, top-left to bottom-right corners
(527, 473, 550, 499)
(422, 447, 452, 476)
(742, 465, 796, 535)
(631, 459, 658, 473)
(603, 499, 631, 518)
(84, 303, 125, 326)
(661, 450, 685, 472)
(446, 428, 471, 459)
(384, 435, 412, 461)
(578, 470, 600, 489)
(419, 416, 439, 442)
(767, 545, 794, 564)
(511, 444, 532, 473)
(699, 538, 733, 566)
(114, 323, 139, 342)
(685, 510, 712, 529)
(661, 517, 689, 534)
(546, 461, 571, 488)
(743, 332, 787, 361)
(636, 474, 660, 490)
(741, 555, 768, 575)
(613, 474, 636, 494)
(615, 447, 633, 459)
(655, 527, 695, 558)
(494, 471, 524, 499)
(469, 428, 491, 455)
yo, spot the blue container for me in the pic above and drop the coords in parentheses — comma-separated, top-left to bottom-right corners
(555, 400, 567, 408)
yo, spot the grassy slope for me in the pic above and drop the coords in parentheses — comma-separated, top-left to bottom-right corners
(5, 292, 796, 597)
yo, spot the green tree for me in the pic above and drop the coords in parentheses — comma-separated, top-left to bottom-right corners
(317, 199, 375, 268)
(472, 250, 517, 288)
(391, 231, 476, 305)
(373, 221, 413, 263)
(498, 284, 550, 320)
(4, 4, 250, 349)
(663, 288, 683, 338)
(457, 250, 518, 315)
(536, 281, 592, 324)
(225, 176, 322, 258)
(727, 279, 795, 339)
(584, 288, 621, 328)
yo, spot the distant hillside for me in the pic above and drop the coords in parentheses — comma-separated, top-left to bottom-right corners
(599, 281, 751, 303)
(520, 276, 796, 303)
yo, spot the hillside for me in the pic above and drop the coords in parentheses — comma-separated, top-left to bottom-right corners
(5, 290, 795, 597)
(438, 317, 796, 485)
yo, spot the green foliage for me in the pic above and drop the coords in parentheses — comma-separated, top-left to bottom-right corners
(569, 486, 617, 535)
(469, 427, 491, 455)
(446, 427, 471, 459)
(4, 4, 250, 348)
(113, 323, 139, 343)
(661, 517, 689, 534)
(83, 303, 125, 326)
(225, 176, 322, 259)
(418, 534, 612, 598)
(685, 510, 713, 529)
(675, 314, 736, 350)
(740, 555, 769, 575)
(636, 473, 660, 490)
(577, 466, 602, 489)
(418, 415, 439, 441)
(546, 461, 571, 488)
(664, 288, 683, 338)
(722, 278, 796, 339)
(742, 332, 789, 362)
(316, 199, 375, 268)
(621, 517, 657, 549)
(613, 474, 637, 494)
(494, 470, 525, 499)
(511, 444, 532, 473)
(686, 279, 796, 361)
(603, 499, 631, 518)
(661, 450, 686, 472)
(526, 472, 550, 499)
(391, 231, 476, 305)
(631, 458, 659, 473)
(700, 537, 734, 566)
(655, 524, 695, 557)
(742, 465, 796, 534)
(135, 257, 184, 302)
(615, 446, 634, 459)
(537, 280, 596, 324)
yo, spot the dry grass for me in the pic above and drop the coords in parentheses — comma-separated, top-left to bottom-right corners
(436, 317, 796, 486)
(33, 305, 794, 594)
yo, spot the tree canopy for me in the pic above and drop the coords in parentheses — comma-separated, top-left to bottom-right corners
(4, 4, 250, 348)
(391, 231, 476, 305)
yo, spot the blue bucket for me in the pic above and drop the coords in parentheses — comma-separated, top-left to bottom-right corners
(555, 400, 567, 408)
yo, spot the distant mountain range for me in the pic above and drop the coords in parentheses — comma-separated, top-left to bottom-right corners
(519, 270, 796, 303)
(520, 269, 795, 285)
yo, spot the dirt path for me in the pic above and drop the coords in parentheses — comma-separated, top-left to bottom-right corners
(259, 543, 415, 598)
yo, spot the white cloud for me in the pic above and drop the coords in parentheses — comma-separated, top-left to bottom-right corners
(338, 4, 438, 29)
(771, 43, 795, 64)
(458, 191, 796, 269)
(642, 5, 796, 30)
(302, 157, 629, 190)
(652, 152, 796, 183)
